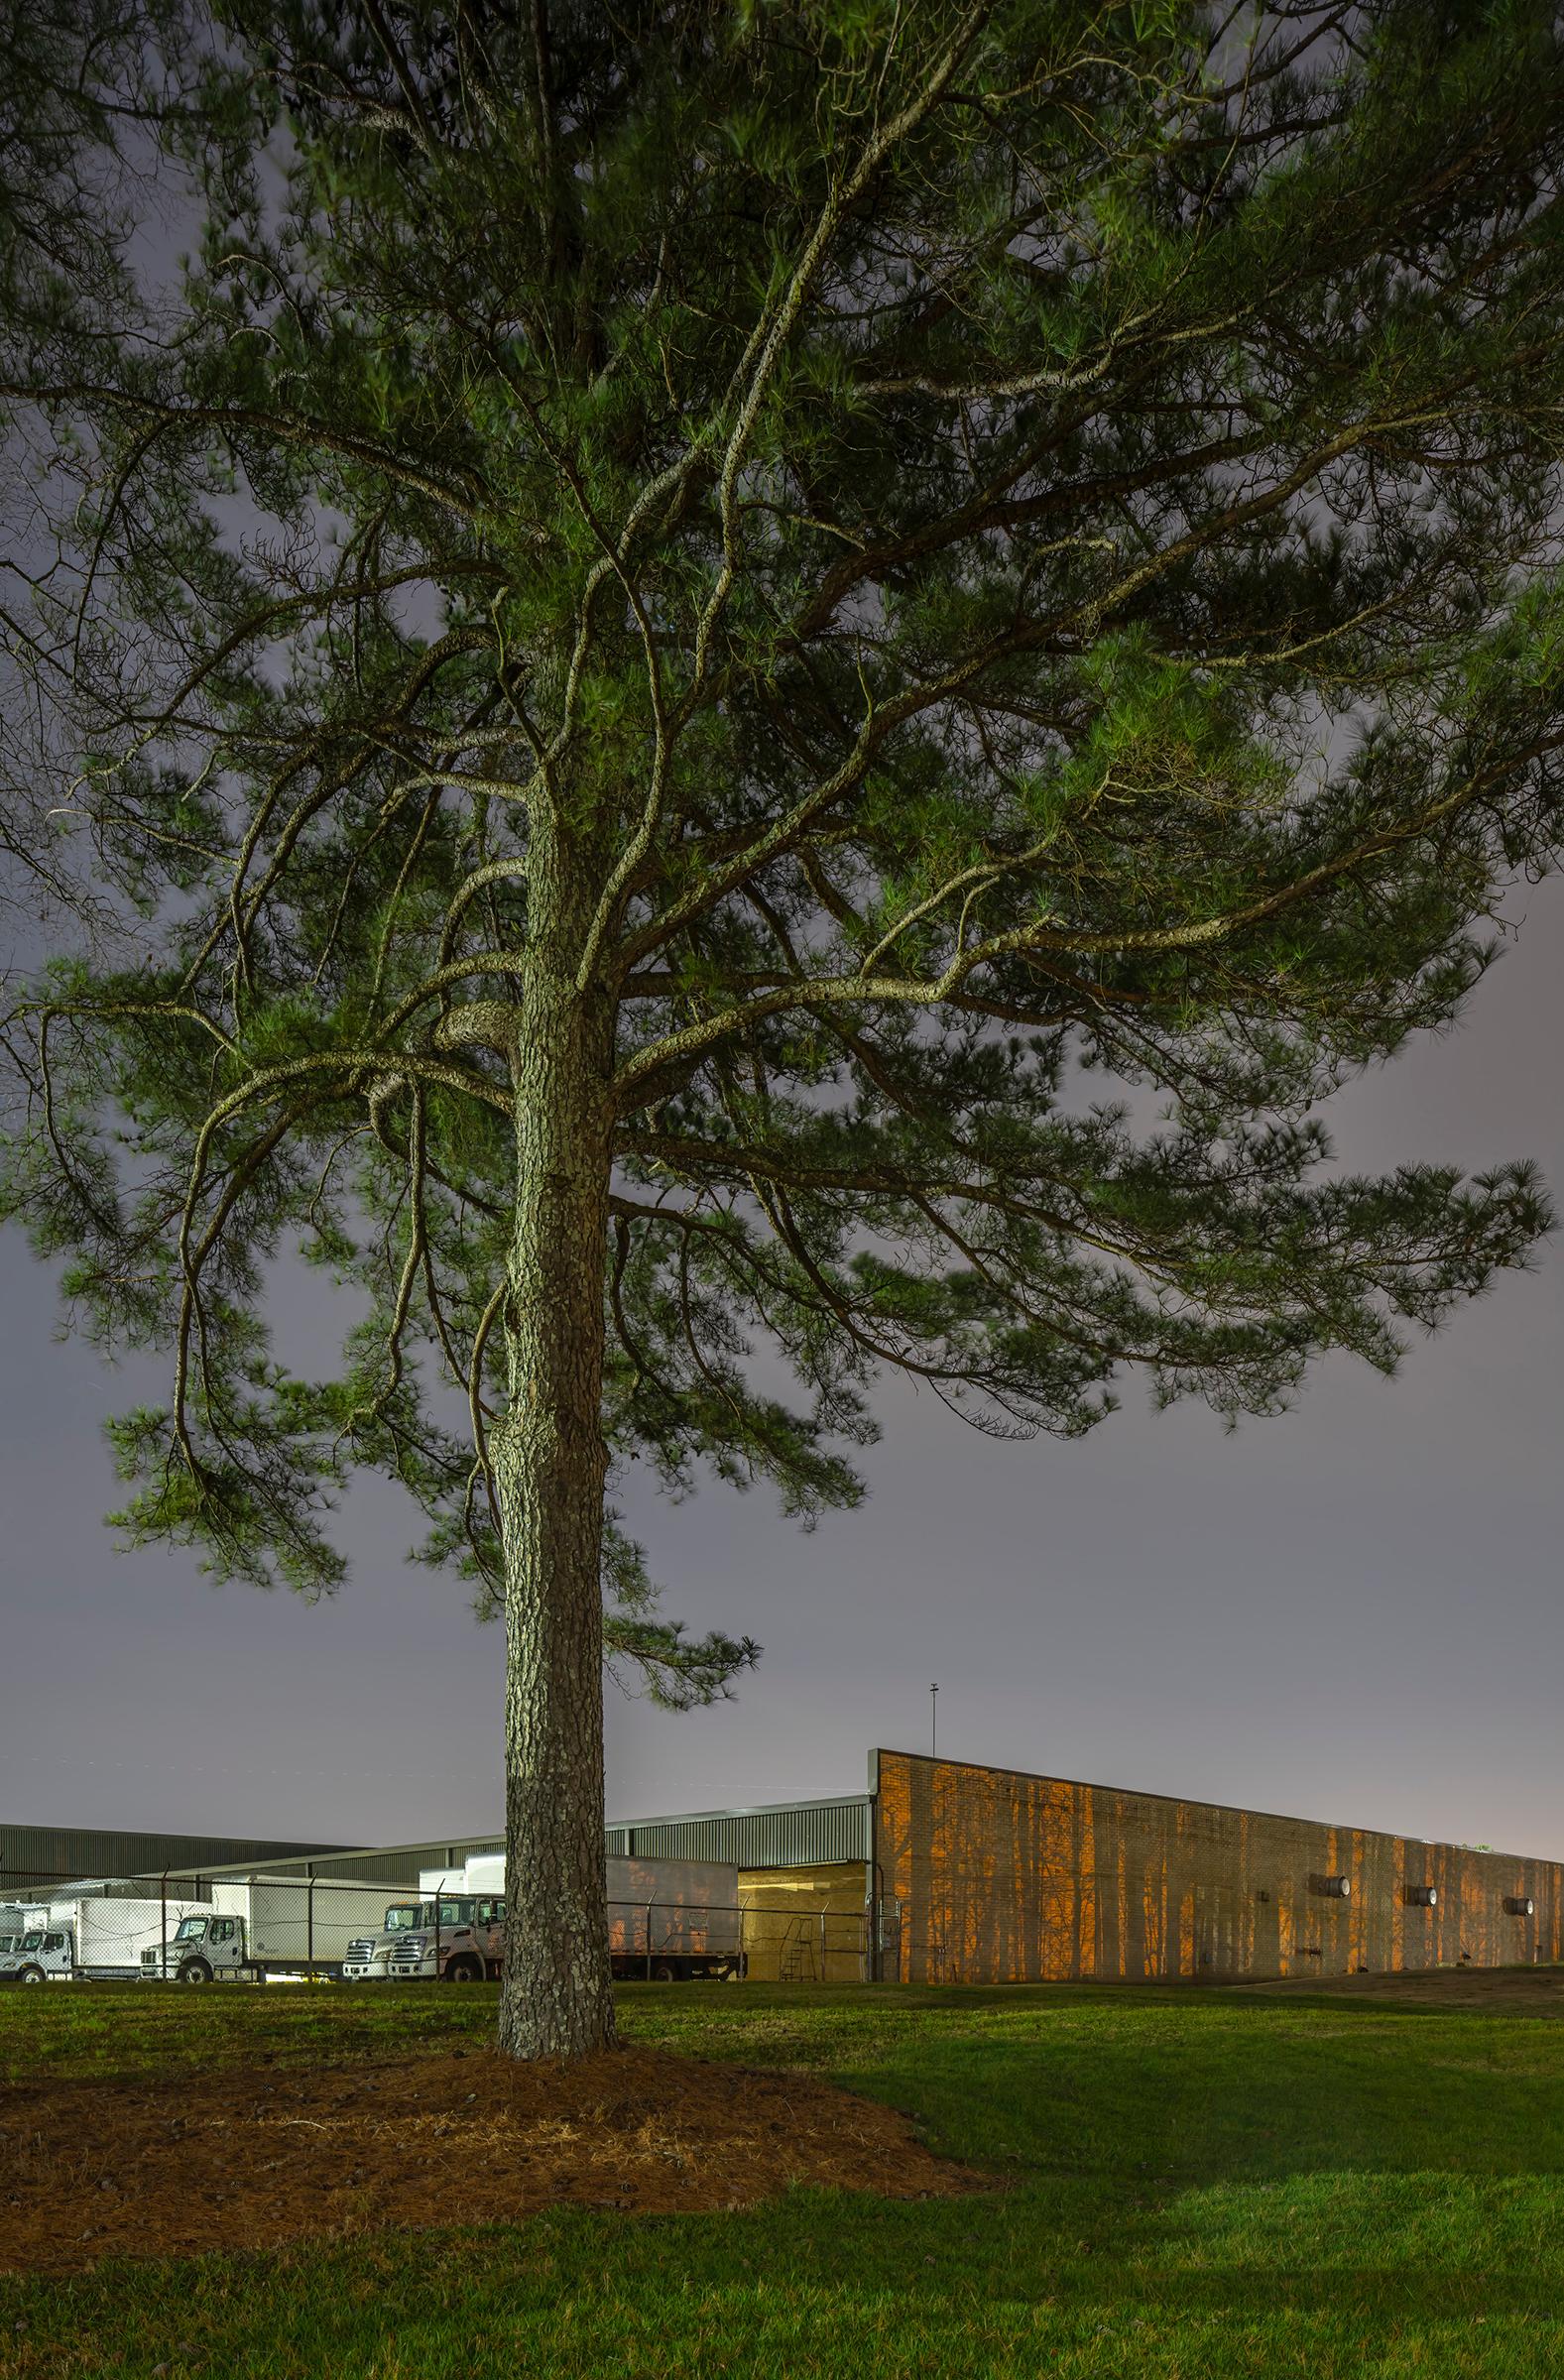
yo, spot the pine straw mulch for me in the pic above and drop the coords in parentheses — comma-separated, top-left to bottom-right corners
(0, 2044, 985, 2275)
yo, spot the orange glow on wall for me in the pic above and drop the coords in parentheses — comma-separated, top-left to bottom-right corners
(873, 1750, 1562, 1984)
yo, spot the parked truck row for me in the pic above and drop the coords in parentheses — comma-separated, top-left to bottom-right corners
(2, 1851, 749, 1985)
(1, 1893, 209, 1983)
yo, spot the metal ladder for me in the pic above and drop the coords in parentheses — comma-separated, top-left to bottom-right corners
(778, 1921, 818, 1981)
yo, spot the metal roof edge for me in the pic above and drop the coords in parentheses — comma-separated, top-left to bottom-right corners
(198, 1832, 503, 1878)
(606, 1791, 873, 1831)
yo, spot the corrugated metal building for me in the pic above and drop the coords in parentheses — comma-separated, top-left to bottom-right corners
(604, 1793, 871, 1868)
(0, 1822, 361, 1896)
(203, 1835, 505, 1889)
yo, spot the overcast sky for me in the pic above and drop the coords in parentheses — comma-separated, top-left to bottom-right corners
(2, 872, 1560, 1861)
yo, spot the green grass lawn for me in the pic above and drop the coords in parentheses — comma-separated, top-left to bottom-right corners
(5, 1978, 1564, 2378)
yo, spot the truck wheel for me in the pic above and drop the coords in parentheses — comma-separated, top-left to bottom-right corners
(17, 1965, 46, 1985)
(650, 1960, 682, 1983)
(444, 1955, 484, 1982)
(179, 1959, 214, 1984)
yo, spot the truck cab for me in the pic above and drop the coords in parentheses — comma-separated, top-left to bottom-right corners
(4, 1924, 72, 1983)
(0, 1910, 42, 1979)
(342, 1896, 503, 1982)
(140, 1911, 248, 1982)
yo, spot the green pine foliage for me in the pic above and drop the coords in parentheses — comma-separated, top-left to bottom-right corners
(3, 0, 1564, 1696)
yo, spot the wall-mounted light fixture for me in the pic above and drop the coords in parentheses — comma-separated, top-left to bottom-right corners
(1311, 1874, 1352, 1899)
(1405, 1884, 1438, 1908)
(1505, 1895, 1535, 1918)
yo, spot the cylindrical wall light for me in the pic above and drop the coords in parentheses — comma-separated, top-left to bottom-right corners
(1405, 1884, 1437, 1908)
(1312, 1874, 1352, 1899)
(1505, 1895, 1535, 1918)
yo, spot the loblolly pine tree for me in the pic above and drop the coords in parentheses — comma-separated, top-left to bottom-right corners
(3, 0, 1564, 2056)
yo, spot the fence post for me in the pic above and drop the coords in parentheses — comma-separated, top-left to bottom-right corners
(820, 1907, 827, 1982)
(161, 1869, 169, 1984)
(646, 1899, 655, 1980)
(307, 1866, 315, 1982)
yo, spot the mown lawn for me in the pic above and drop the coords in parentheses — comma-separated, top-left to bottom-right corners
(4, 1978, 1564, 2378)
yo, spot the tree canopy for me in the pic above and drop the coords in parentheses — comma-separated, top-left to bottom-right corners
(3, 0, 1563, 2053)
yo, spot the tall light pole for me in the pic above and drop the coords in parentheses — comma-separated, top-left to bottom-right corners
(930, 1682, 939, 1760)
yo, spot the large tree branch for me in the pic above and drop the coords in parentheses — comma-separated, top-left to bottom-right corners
(612, 731, 1562, 1106)
(614, 399, 1461, 977)
(5, 382, 496, 523)
(616, 1131, 1177, 1277)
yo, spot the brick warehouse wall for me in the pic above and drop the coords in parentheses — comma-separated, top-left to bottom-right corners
(873, 1750, 1563, 1983)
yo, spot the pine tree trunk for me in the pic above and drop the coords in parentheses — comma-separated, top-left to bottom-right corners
(494, 900, 618, 2062)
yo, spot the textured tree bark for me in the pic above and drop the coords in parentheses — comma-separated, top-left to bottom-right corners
(495, 886, 618, 2062)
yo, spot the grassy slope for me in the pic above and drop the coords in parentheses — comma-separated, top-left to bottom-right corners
(4, 1980, 1563, 2379)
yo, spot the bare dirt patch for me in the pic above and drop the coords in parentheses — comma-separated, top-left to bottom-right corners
(1234, 1965, 1564, 2015)
(0, 2045, 983, 2275)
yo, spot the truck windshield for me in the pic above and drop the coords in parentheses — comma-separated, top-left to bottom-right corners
(21, 1933, 42, 1952)
(174, 1916, 209, 1942)
(384, 1899, 474, 1931)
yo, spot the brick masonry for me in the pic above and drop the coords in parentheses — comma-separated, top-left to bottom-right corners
(873, 1749, 1562, 1983)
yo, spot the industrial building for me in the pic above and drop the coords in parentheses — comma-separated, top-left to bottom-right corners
(605, 1750, 1563, 1983)
(13, 1750, 1561, 1984)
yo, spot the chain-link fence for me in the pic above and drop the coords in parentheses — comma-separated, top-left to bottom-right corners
(0, 1865, 875, 1985)
(0, 1866, 423, 1983)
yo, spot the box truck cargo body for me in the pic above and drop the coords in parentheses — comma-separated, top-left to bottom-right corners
(219, 1877, 397, 1970)
(605, 1854, 745, 1976)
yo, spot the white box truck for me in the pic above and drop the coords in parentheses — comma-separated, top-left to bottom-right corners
(4, 1895, 209, 1983)
(342, 1851, 746, 1983)
(138, 1875, 398, 1982)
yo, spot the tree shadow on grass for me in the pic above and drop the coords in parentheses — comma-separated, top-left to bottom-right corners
(821, 1989, 1564, 2192)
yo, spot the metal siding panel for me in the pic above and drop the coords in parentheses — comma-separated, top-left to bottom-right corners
(599, 1799, 871, 1869)
(0, 1825, 361, 1891)
(213, 1837, 505, 1883)
(5, 1803, 873, 1895)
